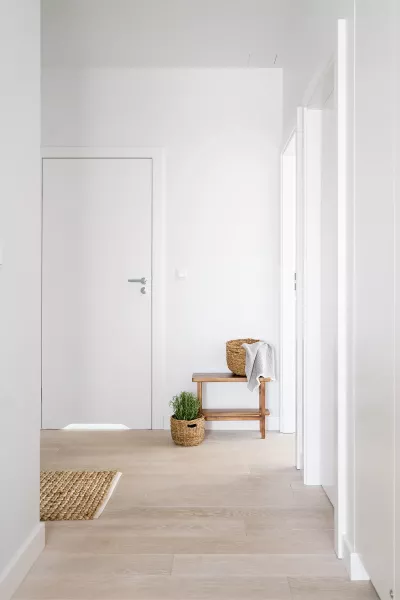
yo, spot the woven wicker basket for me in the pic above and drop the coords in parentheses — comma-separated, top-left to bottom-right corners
(170, 415, 205, 447)
(226, 338, 260, 376)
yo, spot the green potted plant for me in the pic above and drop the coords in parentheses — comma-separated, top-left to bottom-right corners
(169, 391, 205, 446)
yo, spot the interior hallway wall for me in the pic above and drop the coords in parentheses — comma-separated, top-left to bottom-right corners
(42, 68, 283, 429)
(0, 1, 43, 598)
(351, 0, 397, 596)
(395, 3, 400, 595)
(282, 0, 351, 144)
(285, 4, 397, 593)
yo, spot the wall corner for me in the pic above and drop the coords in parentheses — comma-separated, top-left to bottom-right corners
(0, 523, 45, 600)
(342, 535, 370, 581)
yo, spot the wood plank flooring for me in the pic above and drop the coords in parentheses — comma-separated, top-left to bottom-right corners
(13, 430, 379, 599)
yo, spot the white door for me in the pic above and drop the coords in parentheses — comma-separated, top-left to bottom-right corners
(42, 158, 152, 429)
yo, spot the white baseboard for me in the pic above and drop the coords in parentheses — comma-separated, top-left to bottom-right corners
(0, 523, 45, 600)
(164, 416, 280, 431)
(342, 535, 370, 581)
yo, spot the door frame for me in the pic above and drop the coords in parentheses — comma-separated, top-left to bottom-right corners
(336, 17, 349, 562)
(280, 128, 297, 435)
(41, 147, 166, 430)
(280, 111, 306, 470)
(295, 108, 305, 471)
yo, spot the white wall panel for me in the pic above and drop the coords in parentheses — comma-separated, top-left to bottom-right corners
(42, 68, 282, 429)
(0, 1, 42, 597)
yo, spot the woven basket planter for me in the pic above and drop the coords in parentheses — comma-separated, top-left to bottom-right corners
(170, 415, 205, 447)
(226, 338, 260, 376)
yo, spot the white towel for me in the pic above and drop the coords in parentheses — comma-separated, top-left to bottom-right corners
(242, 341, 276, 392)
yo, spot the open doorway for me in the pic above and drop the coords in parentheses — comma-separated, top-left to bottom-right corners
(281, 21, 348, 561)
(280, 123, 305, 474)
(285, 21, 347, 561)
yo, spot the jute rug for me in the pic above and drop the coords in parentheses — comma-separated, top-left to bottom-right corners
(40, 470, 122, 521)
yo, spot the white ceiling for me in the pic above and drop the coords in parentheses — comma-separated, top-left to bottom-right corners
(41, 0, 347, 136)
(41, 0, 313, 68)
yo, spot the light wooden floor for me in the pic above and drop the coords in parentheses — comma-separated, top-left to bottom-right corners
(14, 430, 378, 599)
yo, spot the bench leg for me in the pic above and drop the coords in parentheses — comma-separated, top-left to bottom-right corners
(197, 382, 203, 412)
(259, 381, 266, 439)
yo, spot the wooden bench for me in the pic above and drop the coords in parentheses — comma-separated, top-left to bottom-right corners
(192, 372, 271, 439)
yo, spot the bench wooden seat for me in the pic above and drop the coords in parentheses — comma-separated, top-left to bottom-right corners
(192, 372, 271, 439)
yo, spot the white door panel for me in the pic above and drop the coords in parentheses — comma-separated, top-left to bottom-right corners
(42, 158, 152, 429)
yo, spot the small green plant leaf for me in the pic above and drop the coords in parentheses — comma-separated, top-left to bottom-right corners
(169, 391, 200, 421)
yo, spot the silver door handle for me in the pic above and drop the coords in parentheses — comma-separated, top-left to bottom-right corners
(128, 277, 147, 284)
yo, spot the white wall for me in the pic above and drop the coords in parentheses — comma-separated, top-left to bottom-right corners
(281, 0, 351, 144)
(0, 1, 43, 598)
(282, 16, 335, 143)
(395, 4, 400, 596)
(41, 0, 294, 71)
(351, 0, 396, 595)
(291, 4, 398, 590)
(341, 10, 356, 570)
(323, 0, 400, 593)
(305, 6, 398, 592)
(42, 68, 283, 429)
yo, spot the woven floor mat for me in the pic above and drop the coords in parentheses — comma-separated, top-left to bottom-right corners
(40, 470, 121, 521)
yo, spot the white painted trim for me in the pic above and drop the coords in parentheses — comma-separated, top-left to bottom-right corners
(295, 107, 306, 471)
(336, 17, 348, 561)
(303, 108, 322, 486)
(41, 147, 163, 160)
(342, 536, 370, 581)
(41, 147, 166, 430)
(281, 126, 297, 156)
(0, 523, 45, 600)
(150, 150, 167, 429)
(280, 129, 297, 435)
